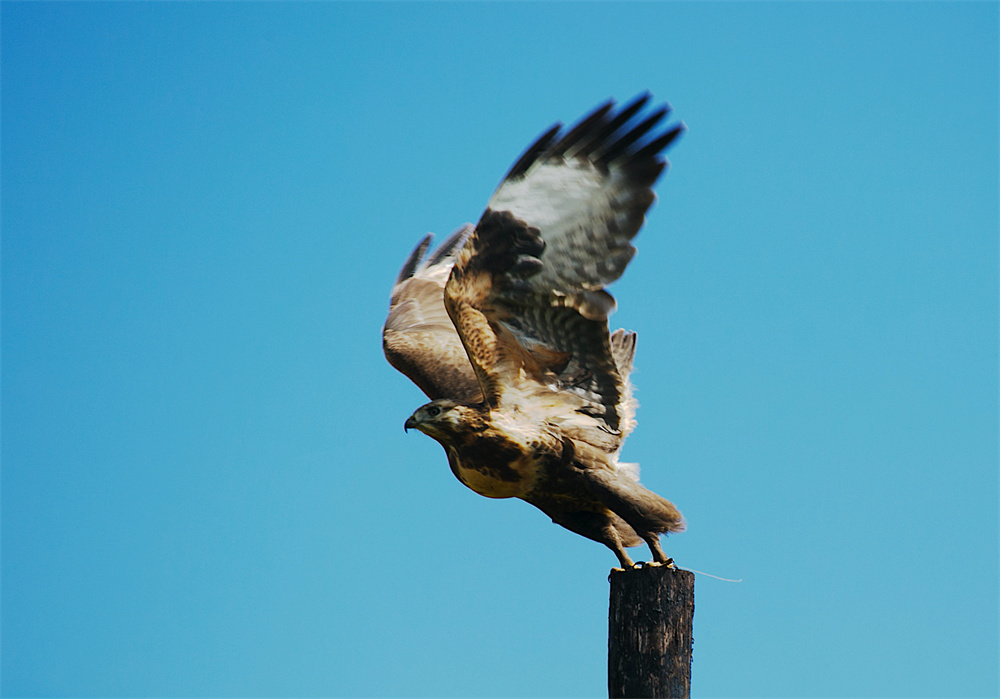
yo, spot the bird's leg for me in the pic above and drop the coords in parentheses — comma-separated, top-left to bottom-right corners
(643, 534, 674, 568)
(600, 519, 637, 569)
(610, 542, 635, 569)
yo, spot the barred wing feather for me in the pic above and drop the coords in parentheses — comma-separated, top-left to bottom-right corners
(445, 94, 683, 433)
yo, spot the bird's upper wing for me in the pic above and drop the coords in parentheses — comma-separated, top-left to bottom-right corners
(383, 225, 484, 403)
(445, 94, 682, 433)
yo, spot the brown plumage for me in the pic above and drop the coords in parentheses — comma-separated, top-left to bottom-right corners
(384, 94, 685, 568)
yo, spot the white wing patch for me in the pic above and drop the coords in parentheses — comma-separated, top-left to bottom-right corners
(488, 159, 608, 232)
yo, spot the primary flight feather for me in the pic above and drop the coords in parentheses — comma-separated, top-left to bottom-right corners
(383, 93, 684, 568)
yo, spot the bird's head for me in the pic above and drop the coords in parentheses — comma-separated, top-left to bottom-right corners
(404, 399, 478, 443)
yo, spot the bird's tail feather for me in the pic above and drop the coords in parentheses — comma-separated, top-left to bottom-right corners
(581, 467, 685, 535)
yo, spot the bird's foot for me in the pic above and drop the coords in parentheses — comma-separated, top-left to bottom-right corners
(635, 558, 677, 569)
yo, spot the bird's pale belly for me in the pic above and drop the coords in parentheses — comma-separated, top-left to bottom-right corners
(446, 446, 538, 499)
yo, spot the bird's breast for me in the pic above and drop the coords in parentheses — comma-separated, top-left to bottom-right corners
(446, 436, 541, 499)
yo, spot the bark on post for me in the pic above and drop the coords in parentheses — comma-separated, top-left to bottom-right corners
(608, 564, 694, 699)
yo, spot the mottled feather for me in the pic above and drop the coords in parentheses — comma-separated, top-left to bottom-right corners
(385, 95, 686, 568)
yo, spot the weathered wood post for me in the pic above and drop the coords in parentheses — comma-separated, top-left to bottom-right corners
(608, 564, 694, 698)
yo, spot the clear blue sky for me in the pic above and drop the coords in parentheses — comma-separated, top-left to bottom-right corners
(2, 3, 997, 697)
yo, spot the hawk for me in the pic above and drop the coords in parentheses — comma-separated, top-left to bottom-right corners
(383, 94, 685, 568)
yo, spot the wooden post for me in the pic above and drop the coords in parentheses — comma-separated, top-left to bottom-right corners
(608, 564, 694, 699)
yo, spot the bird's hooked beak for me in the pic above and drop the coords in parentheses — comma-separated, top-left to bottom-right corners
(404, 415, 418, 433)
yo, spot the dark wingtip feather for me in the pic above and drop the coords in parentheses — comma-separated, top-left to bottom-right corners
(396, 234, 433, 284)
(427, 224, 474, 266)
(570, 92, 653, 160)
(503, 123, 562, 181)
(595, 105, 669, 166)
(499, 93, 683, 186)
(632, 122, 686, 161)
(549, 99, 615, 158)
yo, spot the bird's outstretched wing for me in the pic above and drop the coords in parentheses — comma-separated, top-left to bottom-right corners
(445, 94, 683, 433)
(383, 225, 483, 403)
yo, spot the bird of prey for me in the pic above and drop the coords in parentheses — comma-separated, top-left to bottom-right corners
(383, 94, 684, 568)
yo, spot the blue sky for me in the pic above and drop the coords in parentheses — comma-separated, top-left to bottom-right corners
(2, 2, 997, 697)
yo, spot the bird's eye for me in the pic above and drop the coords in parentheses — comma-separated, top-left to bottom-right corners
(427, 406, 441, 417)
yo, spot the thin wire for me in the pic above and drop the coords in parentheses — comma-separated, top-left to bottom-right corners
(677, 566, 742, 583)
